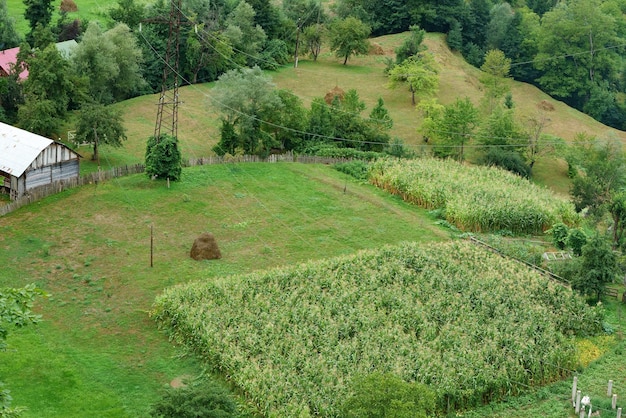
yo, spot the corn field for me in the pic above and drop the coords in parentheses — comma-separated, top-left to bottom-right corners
(152, 241, 601, 416)
(368, 158, 578, 234)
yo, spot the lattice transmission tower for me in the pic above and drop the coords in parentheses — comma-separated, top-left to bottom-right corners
(153, 0, 183, 141)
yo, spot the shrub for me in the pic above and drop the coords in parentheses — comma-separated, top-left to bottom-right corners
(548, 223, 569, 250)
(342, 372, 436, 418)
(567, 228, 588, 256)
(334, 161, 370, 181)
(145, 134, 182, 181)
(150, 379, 238, 418)
(481, 148, 530, 178)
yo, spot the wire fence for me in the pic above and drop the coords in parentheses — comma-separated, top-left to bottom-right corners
(0, 153, 353, 217)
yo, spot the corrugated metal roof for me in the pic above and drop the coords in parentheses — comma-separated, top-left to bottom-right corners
(0, 122, 53, 177)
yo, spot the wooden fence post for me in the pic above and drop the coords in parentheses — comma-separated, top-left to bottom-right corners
(613, 394, 618, 409)
(576, 390, 582, 413)
(609, 380, 614, 397)
(572, 376, 578, 406)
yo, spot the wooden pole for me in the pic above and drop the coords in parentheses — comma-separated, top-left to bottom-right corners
(609, 380, 614, 397)
(617, 407, 622, 418)
(150, 224, 154, 268)
(613, 394, 617, 409)
(576, 391, 582, 413)
(572, 376, 578, 406)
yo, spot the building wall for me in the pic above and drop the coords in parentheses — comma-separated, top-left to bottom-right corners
(6, 143, 79, 200)
(25, 160, 79, 190)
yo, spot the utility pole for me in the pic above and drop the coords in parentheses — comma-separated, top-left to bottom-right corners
(294, 18, 301, 68)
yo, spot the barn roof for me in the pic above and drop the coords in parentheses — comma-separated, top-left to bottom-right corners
(0, 122, 54, 177)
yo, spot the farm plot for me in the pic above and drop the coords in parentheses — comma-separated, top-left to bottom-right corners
(152, 240, 601, 416)
(369, 158, 578, 234)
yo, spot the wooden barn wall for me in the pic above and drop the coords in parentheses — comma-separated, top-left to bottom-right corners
(25, 160, 79, 190)
(29, 143, 79, 170)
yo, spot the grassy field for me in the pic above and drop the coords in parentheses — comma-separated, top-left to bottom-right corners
(0, 162, 449, 417)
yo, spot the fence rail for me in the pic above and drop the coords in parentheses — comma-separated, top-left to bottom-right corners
(468, 236, 571, 288)
(1, 153, 352, 217)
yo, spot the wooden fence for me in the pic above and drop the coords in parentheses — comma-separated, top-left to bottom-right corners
(0, 153, 352, 217)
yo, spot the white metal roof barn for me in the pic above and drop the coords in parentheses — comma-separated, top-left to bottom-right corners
(0, 122, 79, 200)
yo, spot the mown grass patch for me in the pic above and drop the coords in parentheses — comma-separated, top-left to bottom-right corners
(0, 162, 447, 417)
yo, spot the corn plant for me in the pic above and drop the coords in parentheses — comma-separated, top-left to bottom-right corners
(152, 241, 601, 416)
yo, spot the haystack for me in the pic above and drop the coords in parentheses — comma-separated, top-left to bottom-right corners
(190, 232, 221, 260)
(324, 86, 345, 105)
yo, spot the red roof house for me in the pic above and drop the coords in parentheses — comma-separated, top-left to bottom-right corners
(0, 47, 28, 80)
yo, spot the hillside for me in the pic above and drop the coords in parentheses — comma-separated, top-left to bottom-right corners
(87, 32, 626, 197)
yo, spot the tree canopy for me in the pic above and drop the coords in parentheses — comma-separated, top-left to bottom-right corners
(328, 17, 371, 65)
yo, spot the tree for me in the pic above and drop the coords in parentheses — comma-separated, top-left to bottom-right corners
(328, 17, 371, 65)
(369, 97, 393, 130)
(75, 103, 127, 163)
(535, 0, 620, 112)
(0, 0, 21, 49)
(480, 49, 511, 113)
(569, 137, 626, 216)
(341, 372, 436, 418)
(145, 134, 182, 181)
(283, 0, 326, 29)
(302, 23, 325, 61)
(446, 19, 462, 51)
(18, 44, 74, 136)
(270, 89, 308, 152)
(522, 112, 564, 177)
(185, 28, 234, 84)
(486, 2, 515, 50)
(71, 22, 146, 104)
(210, 66, 283, 156)
(478, 107, 530, 177)
(0, 284, 45, 417)
(395, 24, 425, 65)
(387, 53, 439, 105)
(567, 228, 588, 257)
(429, 97, 479, 161)
(609, 191, 626, 248)
(109, 0, 145, 29)
(23, 0, 53, 42)
(575, 234, 619, 302)
(223, 1, 267, 67)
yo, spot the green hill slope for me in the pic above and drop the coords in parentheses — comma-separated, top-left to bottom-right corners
(92, 32, 626, 196)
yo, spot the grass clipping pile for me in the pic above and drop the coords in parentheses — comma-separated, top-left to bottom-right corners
(155, 240, 603, 416)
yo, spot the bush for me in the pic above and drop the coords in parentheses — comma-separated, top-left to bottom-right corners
(481, 148, 530, 178)
(567, 228, 588, 256)
(150, 378, 238, 418)
(341, 372, 436, 418)
(548, 222, 569, 250)
(145, 134, 182, 181)
(334, 161, 370, 181)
